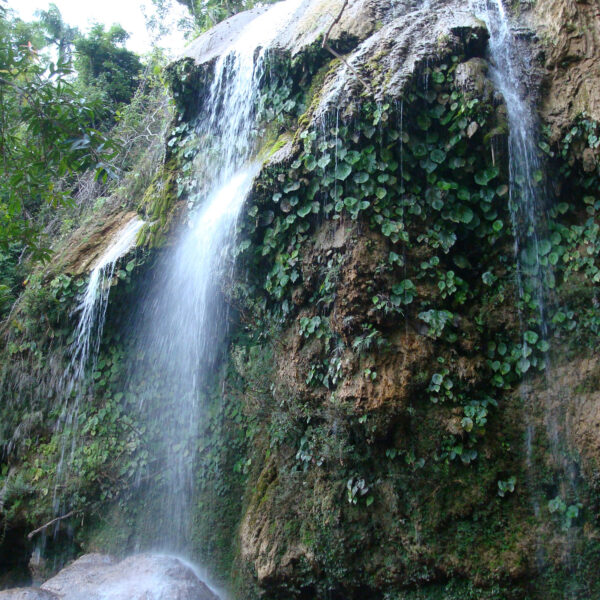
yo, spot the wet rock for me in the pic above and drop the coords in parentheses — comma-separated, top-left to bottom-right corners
(27, 553, 220, 600)
(58, 211, 140, 276)
(454, 57, 494, 102)
(300, 3, 488, 119)
(0, 591, 58, 600)
(518, 357, 600, 495)
(183, 0, 382, 66)
(182, 0, 488, 122)
(266, 138, 294, 168)
(181, 5, 271, 65)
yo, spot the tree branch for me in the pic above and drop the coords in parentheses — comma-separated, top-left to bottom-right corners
(321, 0, 371, 92)
(322, 0, 349, 48)
(27, 510, 75, 540)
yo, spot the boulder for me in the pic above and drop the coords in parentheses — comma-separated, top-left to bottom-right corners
(0, 554, 219, 600)
(0, 590, 58, 600)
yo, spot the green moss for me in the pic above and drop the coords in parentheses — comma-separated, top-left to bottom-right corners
(139, 162, 179, 247)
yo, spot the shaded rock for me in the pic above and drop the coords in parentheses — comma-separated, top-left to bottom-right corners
(582, 147, 598, 173)
(454, 57, 494, 102)
(37, 554, 219, 600)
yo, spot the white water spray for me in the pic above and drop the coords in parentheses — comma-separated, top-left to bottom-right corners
(67, 217, 144, 393)
(53, 216, 143, 515)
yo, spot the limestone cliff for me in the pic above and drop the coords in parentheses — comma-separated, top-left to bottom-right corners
(1, 0, 600, 599)
(532, 0, 600, 139)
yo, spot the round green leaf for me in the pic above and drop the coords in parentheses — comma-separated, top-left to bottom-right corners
(335, 163, 352, 181)
(430, 149, 446, 164)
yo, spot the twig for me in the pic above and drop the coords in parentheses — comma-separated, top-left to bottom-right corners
(322, 0, 349, 48)
(27, 510, 75, 540)
(322, 0, 371, 92)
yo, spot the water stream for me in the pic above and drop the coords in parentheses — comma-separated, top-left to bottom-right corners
(471, 1, 583, 591)
(127, 0, 303, 552)
(53, 216, 144, 516)
(470, 0, 550, 333)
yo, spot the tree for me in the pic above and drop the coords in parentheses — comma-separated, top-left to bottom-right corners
(171, 0, 279, 32)
(0, 5, 119, 261)
(74, 24, 143, 113)
(36, 3, 79, 64)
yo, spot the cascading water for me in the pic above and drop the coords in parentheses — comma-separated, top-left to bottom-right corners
(53, 216, 144, 514)
(472, 1, 583, 592)
(468, 0, 549, 512)
(470, 0, 550, 329)
(127, 0, 302, 551)
(66, 218, 145, 395)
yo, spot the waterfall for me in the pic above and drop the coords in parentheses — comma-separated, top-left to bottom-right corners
(469, 0, 548, 490)
(66, 217, 144, 393)
(53, 216, 144, 515)
(470, 0, 550, 338)
(472, 2, 584, 591)
(128, 0, 302, 551)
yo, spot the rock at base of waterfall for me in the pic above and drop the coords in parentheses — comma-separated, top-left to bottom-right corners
(0, 554, 219, 600)
(0, 590, 58, 600)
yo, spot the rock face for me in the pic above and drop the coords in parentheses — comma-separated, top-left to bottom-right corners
(183, 0, 380, 65)
(57, 211, 140, 276)
(532, 0, 600, 138)
(0, 554, 219, 600)
(182, 0, 487, 119)
(533, 358, 600, 491)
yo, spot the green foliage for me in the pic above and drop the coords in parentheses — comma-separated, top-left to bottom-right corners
(234, 55, 530, 478)
(497, 475, 516, 497)
(548, 496, 583, 530)
(74, 24, 143, 115)
(36, 3, 78, 64)
(0, 7, 120, 265)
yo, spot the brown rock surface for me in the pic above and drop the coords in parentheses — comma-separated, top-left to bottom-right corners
(57, 211, 140, 276)
(533, 0, 600, 139)
(518, 357, 600, 492)
(549, 358, 600, 485)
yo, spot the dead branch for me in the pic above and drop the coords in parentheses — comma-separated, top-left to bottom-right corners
(322, 0, 371, 92)
(27, 510, 75, 540)
(322, 0, 349, 48)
